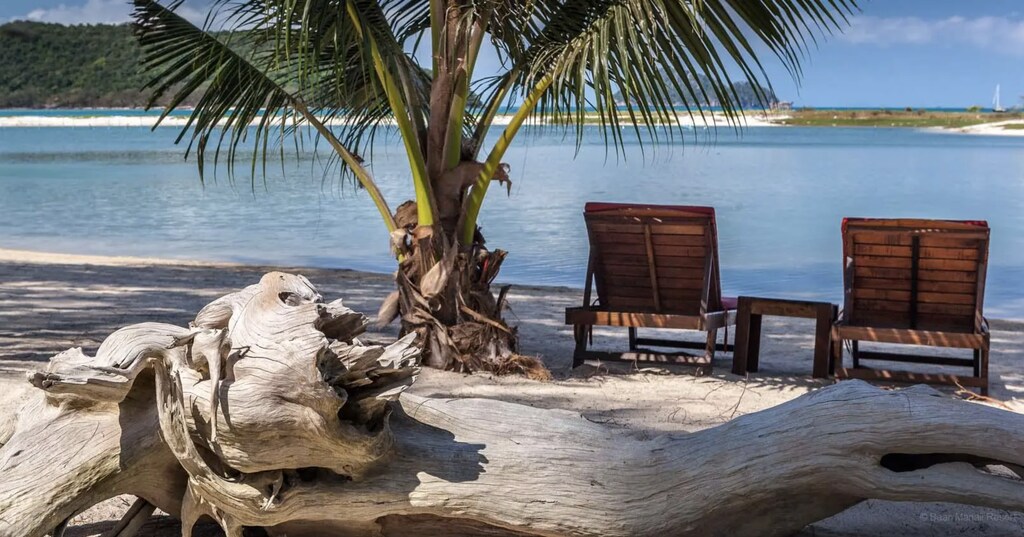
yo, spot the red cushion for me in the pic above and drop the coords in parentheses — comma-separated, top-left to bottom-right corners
(720, 296, 738, 311)
(585, 202, 715, 216)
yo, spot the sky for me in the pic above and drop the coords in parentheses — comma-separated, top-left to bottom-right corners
(2, 0, 1023, 108)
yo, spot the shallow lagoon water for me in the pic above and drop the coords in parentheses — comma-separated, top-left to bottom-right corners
(1, 122, 1023, 317)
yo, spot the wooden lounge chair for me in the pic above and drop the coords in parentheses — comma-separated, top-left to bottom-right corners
(564, 203, 736, 369)
(831, 218, 991, 394)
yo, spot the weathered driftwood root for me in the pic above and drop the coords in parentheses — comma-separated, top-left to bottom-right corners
(0, 272, 420, 536)
(2, 272, 1024, 537)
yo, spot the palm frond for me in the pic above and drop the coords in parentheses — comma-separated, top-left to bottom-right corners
(133, 0, 294, 182)
(380, 0, 432, 48)
(485, 0, 857, 152)
(194, 0, 431, 177)
(460, 0, 857, 241)
(132, 0, 397, 228)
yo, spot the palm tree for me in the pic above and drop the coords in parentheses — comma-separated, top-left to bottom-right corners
(131, 0, 857, 375)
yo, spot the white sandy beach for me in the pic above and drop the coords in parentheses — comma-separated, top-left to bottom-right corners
(1, 248, 1023, 536)
(13, 111, 1024, 135)
(0, 111, 782, 129)
(946, 119, 1024, 136)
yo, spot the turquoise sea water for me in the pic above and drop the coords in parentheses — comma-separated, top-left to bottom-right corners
(2, 118, 1024, 317)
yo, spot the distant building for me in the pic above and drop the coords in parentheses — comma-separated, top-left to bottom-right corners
(771, 101, 793, 111)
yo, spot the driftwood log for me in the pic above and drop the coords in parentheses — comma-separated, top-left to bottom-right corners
(2, 272, 1024, 537)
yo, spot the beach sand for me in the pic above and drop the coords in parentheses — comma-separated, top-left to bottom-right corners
(13, 112, 1024, 135)
(946, 119, 1024, 136)
(0, 112, 782, 129)
(1, 248, 1023, 536)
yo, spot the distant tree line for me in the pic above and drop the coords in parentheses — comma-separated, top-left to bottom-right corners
(0, 21, 187, 108)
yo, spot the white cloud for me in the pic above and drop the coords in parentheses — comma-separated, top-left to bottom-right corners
(22, 0, 135, 24)
(840, 15, 1024, 53)
(12, 0, 206, 25)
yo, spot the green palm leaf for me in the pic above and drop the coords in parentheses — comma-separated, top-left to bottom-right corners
(460, 0, 857, 240)
(481, 0, 857, 152)
(132, 0, 398, 229)
(133, 0, 858, 242)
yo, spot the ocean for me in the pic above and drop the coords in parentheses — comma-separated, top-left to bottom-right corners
(2, 114, 1023, 317)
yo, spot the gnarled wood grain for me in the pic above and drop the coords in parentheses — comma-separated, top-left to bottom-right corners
(2, 272, 1022, 537)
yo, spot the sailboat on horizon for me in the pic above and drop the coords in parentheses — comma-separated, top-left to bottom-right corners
(993, 84, 1006, 113)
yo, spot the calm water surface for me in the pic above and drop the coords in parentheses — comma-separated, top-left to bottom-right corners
(2, 123, 1023, 317)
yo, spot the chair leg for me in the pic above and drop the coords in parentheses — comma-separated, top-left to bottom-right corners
(628, 327, 638, 350)
(973, 348, 981, 377)
(851, 340, 860, 369)
(980, 345, 990, 397)
(572, 324, 589, 368)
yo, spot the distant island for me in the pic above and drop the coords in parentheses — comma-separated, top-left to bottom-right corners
(771, 108, 1024, 129)
(1, 21, 779, 111)
(0, 22, 158, 108)
(614, 73, 778, 109)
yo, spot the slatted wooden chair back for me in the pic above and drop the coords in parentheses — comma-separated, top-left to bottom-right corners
(583, 203, 723, 316)
(842, 218, 989, 333)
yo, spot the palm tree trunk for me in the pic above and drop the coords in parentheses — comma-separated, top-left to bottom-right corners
(386, 198, 544, 377)
(379, 3, 547, 377)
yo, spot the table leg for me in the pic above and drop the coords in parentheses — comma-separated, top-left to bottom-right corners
(812, 305, 833, 378)
(572, 324, 589, 368)
(830, 325, 842, 376)
(829, 305, 838, 375)
(747, 314, 763, 372)
(731, 298, 752, 375)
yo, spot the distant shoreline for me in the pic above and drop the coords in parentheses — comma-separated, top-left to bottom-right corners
(3, 108, 1024, 134)
(0, 111, 779, 128)
(766, 108, 1024, 135)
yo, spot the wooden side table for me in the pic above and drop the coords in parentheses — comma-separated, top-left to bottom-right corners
(731, 296, 838, 379)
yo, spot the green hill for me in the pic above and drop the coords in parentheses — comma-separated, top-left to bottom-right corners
(0, 21, 779, 110)
(0, 21, 154, 108)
